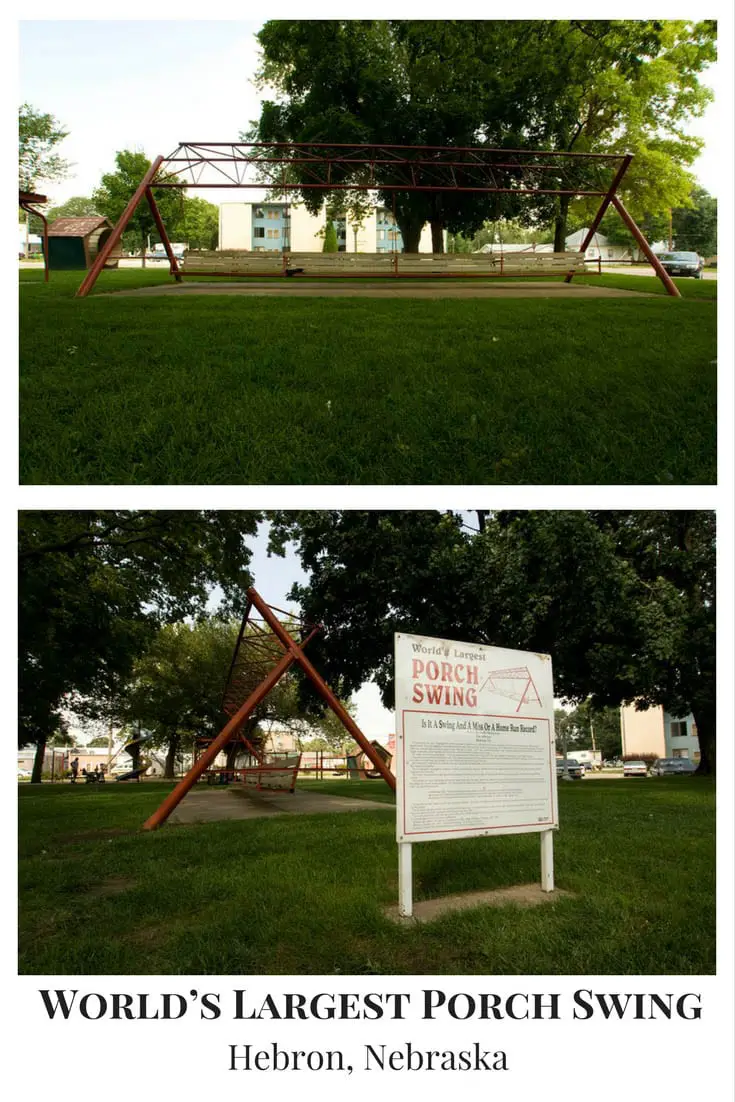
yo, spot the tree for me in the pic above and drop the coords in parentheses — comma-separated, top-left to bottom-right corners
(19, 511, 260, 782)
(594, 185, 717, 258)
(92, 151, 184, 263)
(268, 510, 716, 773)
(322, 220, 339, 252)
(250, 21, 538, 252)
(556, 701, 622, 760)
(512, 21, 717, 247)
(25, 195, 101, 237)
(249, 21, 716, 251)
(19, 104, 71, 190)
(178, 196, 220, 249)
(671, 187, 717, 256)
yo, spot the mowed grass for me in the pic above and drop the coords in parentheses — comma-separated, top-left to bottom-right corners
(18, 776, 714, 975)
(19, 269, 716, 484)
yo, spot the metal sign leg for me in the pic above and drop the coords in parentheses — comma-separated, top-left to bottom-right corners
(540, 830, 555, 892)
(398, 842, 413, 917)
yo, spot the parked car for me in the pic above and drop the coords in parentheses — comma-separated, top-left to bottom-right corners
(556, 758, 585, 779)
(656, 251, 704, 278)
(17, 768, 32, 779)
(649, 758, 697, 776)
(623, 760, 649, 777)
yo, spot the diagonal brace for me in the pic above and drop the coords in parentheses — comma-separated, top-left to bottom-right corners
(76, 154, 166, 297)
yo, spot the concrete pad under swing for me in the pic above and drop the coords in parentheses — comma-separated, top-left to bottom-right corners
(383, 883, 574, 925)
(167, 784, 391, 825)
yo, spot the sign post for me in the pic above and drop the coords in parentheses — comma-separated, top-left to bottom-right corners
(394, 633, 559, 916)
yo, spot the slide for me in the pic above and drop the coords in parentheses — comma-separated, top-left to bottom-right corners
(115, 756, 151, 783)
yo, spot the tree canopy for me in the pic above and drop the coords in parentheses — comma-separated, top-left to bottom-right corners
(268, 510, 716, 772)
(92, 151, 185, 258)
(249, 20, 717, 251)
(19, 104, 71, 190)
(19, 511, 260, 780)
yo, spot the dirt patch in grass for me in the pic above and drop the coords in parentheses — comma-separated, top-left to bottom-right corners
(384, 883, 574, 924)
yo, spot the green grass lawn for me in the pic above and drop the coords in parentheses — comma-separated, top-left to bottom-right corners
(19, 269, 716, 484)
(18, 776, 715, 975)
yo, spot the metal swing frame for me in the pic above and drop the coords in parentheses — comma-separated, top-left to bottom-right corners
(76, 142, 681, 298)
(142, 587, 395, 830)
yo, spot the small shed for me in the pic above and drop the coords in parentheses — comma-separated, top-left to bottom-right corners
(46, 216, 121, 270)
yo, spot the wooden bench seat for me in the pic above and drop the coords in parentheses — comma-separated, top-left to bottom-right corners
(180, 250, 586, 278)
(183, 250, 285, 274)
(241, 753, 302, 793)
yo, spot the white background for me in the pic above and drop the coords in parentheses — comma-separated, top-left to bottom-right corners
(6, 1, 734, 1100)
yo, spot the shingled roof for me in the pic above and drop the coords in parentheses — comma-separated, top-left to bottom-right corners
(48, 216, 110, 237)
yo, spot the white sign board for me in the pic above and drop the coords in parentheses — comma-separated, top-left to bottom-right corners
(395, 633, 558, 845)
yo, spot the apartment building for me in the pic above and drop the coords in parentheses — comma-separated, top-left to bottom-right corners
(218, 200, 439, 253)
(619, 704, 700, 762)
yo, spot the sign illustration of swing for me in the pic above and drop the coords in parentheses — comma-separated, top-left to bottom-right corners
(394, 633, 559, 918)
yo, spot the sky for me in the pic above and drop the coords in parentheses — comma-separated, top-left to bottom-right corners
(19, 19, 725, 209)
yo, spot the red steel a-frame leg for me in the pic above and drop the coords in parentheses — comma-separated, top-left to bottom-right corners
(76, 155, 165, 297)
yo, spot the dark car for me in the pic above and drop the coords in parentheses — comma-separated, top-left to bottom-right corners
(656, 251, 704, 278)
(650, 758, 697, 776)
(556, 758, 584, 780)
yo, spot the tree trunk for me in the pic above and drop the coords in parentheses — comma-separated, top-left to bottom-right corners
(141, 231, 147, 269)
(395, 214, 425, 254)
(691, 704, 715, 775)
(164, 732, 179, 779)
(553, 194, 570, 253)
(430, 219, 445, 254)
(31, 737, 47, 784)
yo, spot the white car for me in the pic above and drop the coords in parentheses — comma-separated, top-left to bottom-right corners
(623, 760, 649, 777)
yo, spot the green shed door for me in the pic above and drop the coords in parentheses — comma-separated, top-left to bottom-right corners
(47, 238, 87, 270)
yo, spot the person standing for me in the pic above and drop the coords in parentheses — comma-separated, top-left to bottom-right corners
(70, 757, 79, 784)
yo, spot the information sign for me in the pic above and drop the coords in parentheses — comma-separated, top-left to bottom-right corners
(394, 633, 559, 914)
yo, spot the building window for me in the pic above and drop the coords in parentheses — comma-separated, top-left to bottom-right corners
(670, 720, 688, 738)
(253, 207, 264, 219)
(672, 749, 689, 759)
(253, 227, 265, 238)
(266, 229, 280, 239)
(377, 229, 385, 241)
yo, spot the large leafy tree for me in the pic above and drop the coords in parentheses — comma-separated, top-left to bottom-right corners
(178, 196, 220, 249)
(19, 104, 71, 190)
(268, 510, 716, 773)
(516, 20, 717, 247)
(250, 20, 716, 252)
(19, 511, 260, 781)
(250, 21, 539, 252)
(92, 151, 184, 262)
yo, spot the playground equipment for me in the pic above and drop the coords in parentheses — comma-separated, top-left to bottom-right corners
(115, 734, 152, 782)
(75, 142, 680, 298)
(347, 741, 393, 780)
(142, 588, 395, 830)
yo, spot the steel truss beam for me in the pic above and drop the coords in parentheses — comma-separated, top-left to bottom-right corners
(142, 587, 394, 831)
